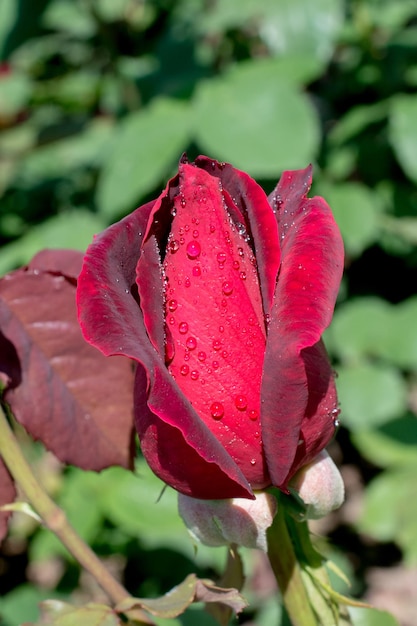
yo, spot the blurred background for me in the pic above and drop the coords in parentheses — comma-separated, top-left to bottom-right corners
(1, 0, 417, 625)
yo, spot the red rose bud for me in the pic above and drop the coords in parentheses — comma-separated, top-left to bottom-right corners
(77, 156, 344, 499)
(178, 492, 277, 551)
(289, 450, 345, 519)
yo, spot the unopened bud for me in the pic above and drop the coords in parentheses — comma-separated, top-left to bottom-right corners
(178, 491, 277, 552)
(290, 450, 344, 519)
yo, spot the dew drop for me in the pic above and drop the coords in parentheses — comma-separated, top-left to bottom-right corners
(209, 224, 216, 233)
(168, 316, 175, 325)
(235, 395, 247, 410)
(179, 322, 188, 334)
(180, 364, 189, 376)
(192, 266, 201, 277)
(180, 196, 186, 208)
(212, 361, 219, 370)
(248, 409, 258, 421)
(170, 207, 177, 217)
(125, 289, 129, 294)
(212, 339, 221, 351)
(218, 325, 224, 333)
(186, 336, 197, 350)
(198, 351, 207, 362)
(168, 299, 178, 312)
(217, 252, 227, 265)
(221, 299, 227, 307)
(233, 260, 240, 270)
(238, 247, 244, 257)
(239, 271, 246, 280)
(190, 370, 199, 380)
(222, 281, 233, 296)
(183, 352, 190, 361)
(264, 313, 271, 326)
(210, 402, 224, 420)
(184, 277, 191, 288)
(221, 350, 228, 359)
(250, 459, 256, 466)
(186, 241, 201, 259)
(168, 239, 180, 253)
(192, 229, 199, 238)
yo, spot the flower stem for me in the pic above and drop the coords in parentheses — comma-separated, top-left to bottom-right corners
(0, 404, 153, 624)
(267, 498, 319, 626)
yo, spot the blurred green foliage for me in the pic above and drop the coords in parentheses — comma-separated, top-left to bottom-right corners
(1, 0, 417, 624)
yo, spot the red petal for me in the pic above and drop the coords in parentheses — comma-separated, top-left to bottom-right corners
(163, 163, 269, 489)
(195, 156, 280, 314)
(77, 198, 254, 499)
(262, 167, 344, 489)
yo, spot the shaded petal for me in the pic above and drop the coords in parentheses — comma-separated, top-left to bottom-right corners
(262, 167, 344, 489)
(77, 200, 253, 499)
(195, 156, 280, 314)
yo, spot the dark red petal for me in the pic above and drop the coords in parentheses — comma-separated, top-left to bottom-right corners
(285, 340, 339, 481)
(163, 163, 269, 489)
(262, 167, 344, 489)
(195, 156, 280, 314)
(77, 199, 254, 499)
(28, 249, 84, 281)
(134, 366, 255, 498)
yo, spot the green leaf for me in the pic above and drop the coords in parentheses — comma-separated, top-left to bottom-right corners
(17, 118, 114, 183)
(389, 94, 417, 184)
(336, 363, 407, 431)
(329, 298, 392, 362)
(117, 574, 197, 619)
(0, 0, 18, 58)
(96, 98, 191, 220)
(0, 72, 32, 117)
(30, 469, 104, 562)
(0, 210, 106, 276)
(317, 182, 380, 257)
(42, 0, 97, 38)
(348, 606, 400, 626)
(0, 585, 65, 626)
(197, 0, 343, 80)
(357, 467, 417, 564)
(37, 601, 121, 626)
(92, 460, 190, 552)
(353, 415, 417, 468)
(193, 59, 320, 178)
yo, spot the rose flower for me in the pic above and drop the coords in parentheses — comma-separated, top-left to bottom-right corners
(77, 156, 343, 500)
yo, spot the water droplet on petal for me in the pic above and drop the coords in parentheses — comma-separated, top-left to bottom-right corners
(222, 281, 233, 295)
(193, 229, 199, 238)
(233, 260, 240, 270)
(198, 351, 207, 362)
(168, 239, 180, 253)
(250, 459, 256, 466)
(221, 350, 228, 359)
(219, 325, 224, 333)
(210, 402, 224, 420)
(212, 361, 219, 370)
(168, 299, 178, 312)
(239, 271, 246, 280)
(179, 322, 188, 334)
(186, 241, 201, 259)
(184, 277, 191, 288)
(186, 336, 197, 350)
(217, 252, 227, 265)
(180, 196, 186, 208)
(209, 224, 216, 233)
(180, 364, 189, 376)
(248, 409, 258, 421)
(190, 370, 199, 380)
(192, 266, 201, 277)
(212, 339, 221, 351)
(235, 395, 247, 410)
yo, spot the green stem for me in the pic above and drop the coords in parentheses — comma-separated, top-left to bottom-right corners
(267, 500, 319, 626)
(0, 404, 153, 625)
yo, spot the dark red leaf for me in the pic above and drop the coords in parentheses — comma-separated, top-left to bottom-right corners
(0, 250, 135, 471)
